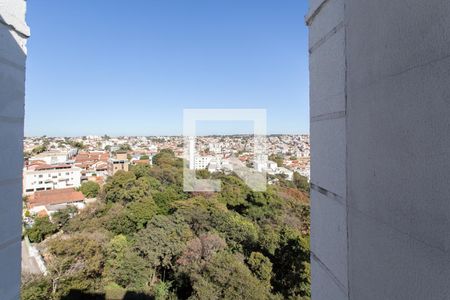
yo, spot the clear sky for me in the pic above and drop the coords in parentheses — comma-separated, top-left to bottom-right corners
(25, 0, 309, 136)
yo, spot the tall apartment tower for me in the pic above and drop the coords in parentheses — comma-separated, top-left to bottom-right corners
(308, 0, 450, 299)
(0, 0, 30, 299)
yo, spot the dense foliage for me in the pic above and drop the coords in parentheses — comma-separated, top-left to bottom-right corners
(22, 150, 310, 300)
(26, 216, 57, 243)
(79, 181, 100, 198)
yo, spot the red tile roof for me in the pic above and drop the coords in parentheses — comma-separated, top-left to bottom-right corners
(75, 151, 109, 163)
(28, 188, 84, 208)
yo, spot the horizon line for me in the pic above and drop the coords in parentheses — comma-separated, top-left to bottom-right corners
(25, 132, 310, 138)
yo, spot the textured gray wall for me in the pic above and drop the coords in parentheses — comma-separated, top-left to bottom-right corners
(0, 0, 29, 299)
(308, 0, 450, 299)
(307, 0, 348, 299)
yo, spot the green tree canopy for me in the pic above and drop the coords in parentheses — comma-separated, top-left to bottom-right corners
(79, 181, 100, 198)
(26, 216, 58, 243)
(189, 252, 271, 300)
(103, 235, 151, 290)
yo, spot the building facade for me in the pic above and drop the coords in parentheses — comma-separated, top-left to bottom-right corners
(308, 0, 450, 299)
(108, 152, 130, 176)
(23, 164, 82, 195)
(0, 0, 29, 298)
(193, 155, 213, 170)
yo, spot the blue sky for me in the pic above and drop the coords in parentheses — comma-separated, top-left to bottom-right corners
(25, 1, 309, 136)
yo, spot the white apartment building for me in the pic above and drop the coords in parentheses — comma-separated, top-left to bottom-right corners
(23, 164, 82, 195)
(193, 155, 213, 170)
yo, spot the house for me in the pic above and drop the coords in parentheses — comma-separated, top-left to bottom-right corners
(27, 188, 85, 215)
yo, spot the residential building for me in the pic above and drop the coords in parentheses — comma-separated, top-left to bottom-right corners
(23, 164, 82, 195)
(108, 152, 129, 175)
(26, 188, 85, 215)
(193, 155, 213, 170)
(28, 149, 76, 165)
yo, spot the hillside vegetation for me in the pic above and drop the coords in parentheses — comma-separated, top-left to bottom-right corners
(22, 149, 310, 300)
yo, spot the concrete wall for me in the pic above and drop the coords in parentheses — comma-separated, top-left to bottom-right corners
(308, 0, 450, 299)
(0, 0, 29, 299)
(307, 0, 348, 299)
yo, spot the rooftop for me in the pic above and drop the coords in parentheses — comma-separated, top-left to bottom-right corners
(28, 188, 85, 208)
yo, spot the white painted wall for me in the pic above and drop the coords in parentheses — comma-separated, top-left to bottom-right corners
(0, 0, 29, 299)
(23, 166, 82, 194)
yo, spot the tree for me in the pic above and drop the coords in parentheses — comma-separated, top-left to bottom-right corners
(154, 281, 172, 300)
(247, 252, 273, 285)
(103, 171, 151, 204)
(271, 228, 311, 298)
(127, 197, 157, 230)
(152, 149, 181, 168)
(153, 187, 182, 215)
(131, 164, 152, 179)
(217, 175, 250, 211)
(210, 210, 259, 253)
(79, 181, 100, 198)
(69, 141, 85, 150)
(119, 144, 132, 151)
(103, 235, 151, 289)
(31, 145, 47, 155)
(172, 196, 221, 235)
(134, 215, 193, 279)
(177, 233, 227, 268)
(140, 154, 150, 160)
(52, 206, 78, 229)
(21, 276, 52, 300)
(46, 233, 105, 298)
(293, 172, 310, 193)
(189, 252, 271, 300)
(26, 216, 58, 243)
(103, 203, 137, 236)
